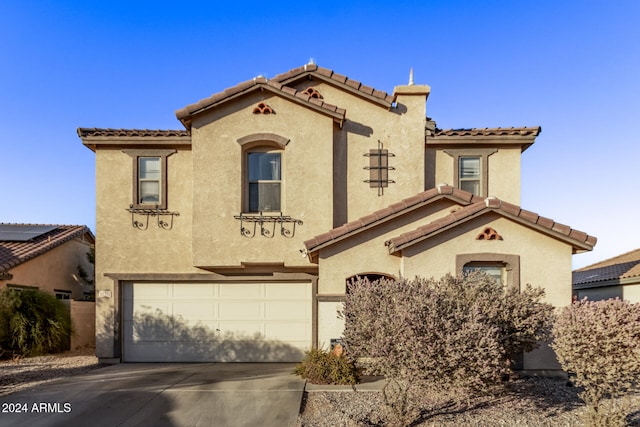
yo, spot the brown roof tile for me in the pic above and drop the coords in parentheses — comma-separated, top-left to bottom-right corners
(176, 74, 347, 128)
(573, 249, 640, 286)
(77, 128, 189, 138)
(385, 196, 596, 254)
(0, 224, 94, 273)
(435, 127, 541, 137)
(273, 64, 394, 106)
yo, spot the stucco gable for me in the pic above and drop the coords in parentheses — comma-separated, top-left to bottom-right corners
(303, 185, 482, 255)
(385, 197, 596, 254)
(175, 76, 346, 130)
(0, 224, 94, 273)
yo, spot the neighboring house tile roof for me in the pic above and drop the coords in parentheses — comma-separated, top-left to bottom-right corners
(572, 249, 640, 287)
(0, 224, 94, 273)
(304, 187, 596, 256)
(175, 75, 347, 130)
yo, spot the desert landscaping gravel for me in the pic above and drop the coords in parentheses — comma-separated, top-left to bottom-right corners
(0, 348, 104, 397)
(298, 378, 640, 427)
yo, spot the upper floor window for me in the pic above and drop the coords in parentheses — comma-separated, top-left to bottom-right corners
(123, 149, 176, 210)
(444, 148, 497, 198)
(138, 157, 161, 205)
(459, 157, 481, 195)
(247, 151, 281, 212)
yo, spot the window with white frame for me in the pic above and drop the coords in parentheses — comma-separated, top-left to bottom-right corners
(459, 156, 481, 196)
(247, 151, 281, 212)
(138, 157, 161, 205)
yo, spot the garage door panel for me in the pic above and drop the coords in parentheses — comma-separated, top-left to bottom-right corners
(133, 301, 171, 314)
(123, 282, 311, 362)
(265, 283, 311, 299)
(172, 283, 216, 299)
(265, 322, 310, 341)
(219, 283, 262, 299)
(131, 283, 173, 299)
(172, 301, 216, 318)
(265, 301, 310, 319)
(218, 322, 264, 338)
(218, 302, 263, 319)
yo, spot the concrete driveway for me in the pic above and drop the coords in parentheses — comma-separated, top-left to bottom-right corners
(0, 363, 305, 427)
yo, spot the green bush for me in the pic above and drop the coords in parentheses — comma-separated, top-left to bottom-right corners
(293, 347, 359, 385)
(552, 298, 640, 426)
(0, 289, 72, 359)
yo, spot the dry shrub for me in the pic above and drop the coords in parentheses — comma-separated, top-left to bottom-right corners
(294, 347, 359, 385)
(342, 273, 554, 425)
(552, 298, 640, 426)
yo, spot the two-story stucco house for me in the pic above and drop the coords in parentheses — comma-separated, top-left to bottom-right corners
(79, 62, 596, 372)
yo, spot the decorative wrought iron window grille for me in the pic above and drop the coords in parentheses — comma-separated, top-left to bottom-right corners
(128, 205, 180, 230)
(234, 212, 303, 238)
(364, 140, 395, 196)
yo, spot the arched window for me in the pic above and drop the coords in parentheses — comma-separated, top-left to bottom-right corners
(345, 273, 395, 292)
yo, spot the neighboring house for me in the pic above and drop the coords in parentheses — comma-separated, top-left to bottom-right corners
(0, 224, 95, 300)
(79, 62, 596, 373)
(573, 249, 640, 302)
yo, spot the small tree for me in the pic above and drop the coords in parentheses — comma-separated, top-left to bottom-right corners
(342, 273, 554, 425)
(552, 298, 640, 425)
(0, 288, 72, 358)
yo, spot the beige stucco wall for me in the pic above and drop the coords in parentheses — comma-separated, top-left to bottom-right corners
(94, 146, 195, 357)
(0, 238, 93, 300)
(290, 81, 428, 223)
(190, 93, 335, 268)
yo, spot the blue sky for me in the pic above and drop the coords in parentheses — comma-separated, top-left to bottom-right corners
(1, 1, 638, 269)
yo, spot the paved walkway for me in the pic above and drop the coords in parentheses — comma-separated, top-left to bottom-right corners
(0, 363, 304, 427)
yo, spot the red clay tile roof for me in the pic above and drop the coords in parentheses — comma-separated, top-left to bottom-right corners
(77, 128, 189, 138)
(303, 185, 482, 253)
(272, 63, 395, 107)
(434, 127, 541, 137)
(385, 196, 596, 254)
(78, 128, 192, 152)
(175, 75, 347, 130)
(573, 249, 640, 286)
(428, 126, 541, 152)
(0, 224, 94, 273)
(304, 189, 596, 256)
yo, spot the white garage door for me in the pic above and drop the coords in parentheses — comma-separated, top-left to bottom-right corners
(123, 282, 312, 362)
